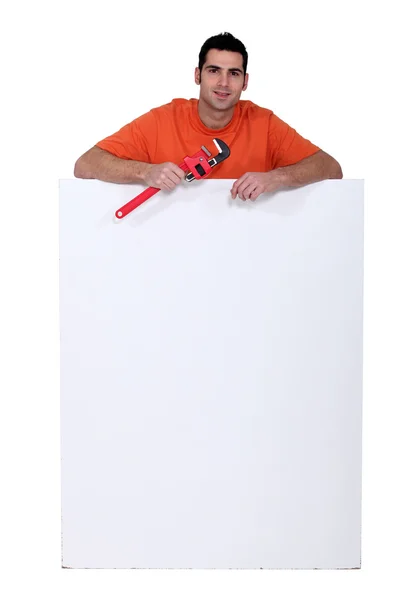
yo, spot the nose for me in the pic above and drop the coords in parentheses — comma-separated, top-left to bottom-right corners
(218, 70, 229, 87)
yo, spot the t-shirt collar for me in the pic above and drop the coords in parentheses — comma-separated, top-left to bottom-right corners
(189, 98, 241, 135)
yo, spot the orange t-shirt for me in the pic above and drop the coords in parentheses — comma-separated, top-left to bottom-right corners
(96, 98, 320, 179)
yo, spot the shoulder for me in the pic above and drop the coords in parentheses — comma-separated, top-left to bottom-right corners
(129, 99, 191, 131)
(238, 100, 274, 119)
(148, 98, 193, 117)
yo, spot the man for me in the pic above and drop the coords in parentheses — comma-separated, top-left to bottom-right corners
(74, 32, 342, 201)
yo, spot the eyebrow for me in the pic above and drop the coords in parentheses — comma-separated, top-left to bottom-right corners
(206, 65, 243, 74)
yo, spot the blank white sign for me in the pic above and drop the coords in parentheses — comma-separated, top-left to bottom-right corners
(59, 178, 363, 569)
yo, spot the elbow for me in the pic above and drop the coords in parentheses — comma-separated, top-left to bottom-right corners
(74, 157, 90, 179)
(318, 151, 343, 180)
(332, 164, 343, 180)
(329, 157, 343, 180)
(335, 160, 343, 179)
(74, 147, 100, 179)
(73, 161, 82, 178)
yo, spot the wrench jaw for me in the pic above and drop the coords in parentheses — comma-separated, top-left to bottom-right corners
(185, 138, 230, 182)
(211, 138, 230, 165)
(201, 145, 212, 157)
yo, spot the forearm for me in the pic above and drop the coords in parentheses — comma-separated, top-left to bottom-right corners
(274, 150, 343, 188)
(74, 146, 151, 184)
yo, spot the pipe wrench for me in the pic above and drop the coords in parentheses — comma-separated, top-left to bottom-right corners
(115, 138, 230, 219)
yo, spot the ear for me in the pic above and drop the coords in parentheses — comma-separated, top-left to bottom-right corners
(194, 67, 201, 85)
(242, 73, 249, 91)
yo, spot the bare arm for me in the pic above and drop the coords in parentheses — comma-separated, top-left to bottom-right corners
(231, 150, 343, 200)
(74, 146, 151, 183)
(275, 150, 343, 187)
(74, 146, 186, 190)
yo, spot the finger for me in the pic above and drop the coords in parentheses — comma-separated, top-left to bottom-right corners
(234, 179, 249, 200)
(243, 184, 257, 200)
(165, 176, 178, 191)
(238, 181, 255, 200)
(249, 187, 261, 201)
(231, 174, 248, 198)
(159, 172, 178, 191)
(167, 171, 186, 191)
(247, 184, 260, 200)
(166, 172, 181, 186)
(157, 173, 170, 191)
(231, 181, 238, 198)
(170, 164, 186, 180)
(236, 175, 258, 200)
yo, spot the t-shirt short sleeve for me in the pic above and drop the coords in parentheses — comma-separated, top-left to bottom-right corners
(95, 110, 156, 162)
(268, 113, 320, 169)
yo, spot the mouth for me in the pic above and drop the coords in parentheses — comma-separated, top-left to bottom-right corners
(213, 91, 231, 99)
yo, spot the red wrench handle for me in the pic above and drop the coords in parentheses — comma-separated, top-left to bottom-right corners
(115, 161, 188, 219)
(115, 186, 159, 219)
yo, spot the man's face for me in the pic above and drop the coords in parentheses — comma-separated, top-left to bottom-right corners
(195, 49, 249, 111)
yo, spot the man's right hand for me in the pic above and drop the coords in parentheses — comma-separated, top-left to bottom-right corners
(143, 162, 186, 191)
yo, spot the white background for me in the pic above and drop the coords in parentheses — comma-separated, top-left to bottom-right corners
(0, 0, 399, 597)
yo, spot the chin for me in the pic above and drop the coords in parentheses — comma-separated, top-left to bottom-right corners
(210, 96, 236, 111)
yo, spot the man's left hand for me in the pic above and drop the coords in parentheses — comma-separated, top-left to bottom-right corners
(231, 171, 284, 201)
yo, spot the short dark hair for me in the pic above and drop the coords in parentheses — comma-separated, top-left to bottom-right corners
(198, 32, 248, 75)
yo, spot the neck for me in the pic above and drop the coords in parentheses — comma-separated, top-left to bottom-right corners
(197, 97, 235, 130)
